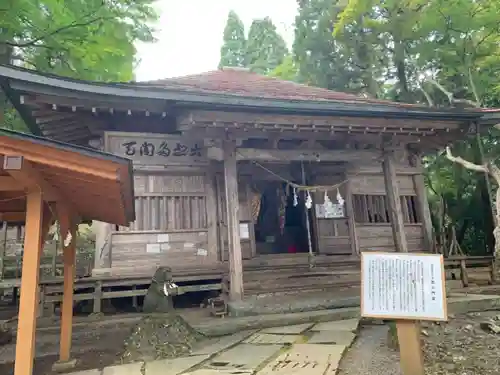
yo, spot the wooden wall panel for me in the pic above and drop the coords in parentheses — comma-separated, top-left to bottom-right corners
(216, 174, 255, 261)
(110, 231, 218, 273)
(357, 224, 424, 252)
(349, 174, 416, 195)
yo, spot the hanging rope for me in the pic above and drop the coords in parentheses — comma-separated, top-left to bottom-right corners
(239, 151, 382, 193)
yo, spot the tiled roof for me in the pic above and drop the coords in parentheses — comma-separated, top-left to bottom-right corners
(141, 67, 397, 105)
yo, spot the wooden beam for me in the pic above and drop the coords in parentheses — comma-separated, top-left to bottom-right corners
(58, 212, 78, 364)
(0, 176, 22, 191)
(3, 156, 79, 219)
(382, 148, 408, 252)
(208, 147, 380, 163)
(223, 140, 244, 301)
(0, 212, 25, 222)
(179, 110, 458, 130)
(13, 189, 48, 375)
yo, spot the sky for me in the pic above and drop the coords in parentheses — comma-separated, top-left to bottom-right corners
(134, 0, 298, 81)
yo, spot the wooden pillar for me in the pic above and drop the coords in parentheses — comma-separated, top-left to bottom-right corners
(14, 190, 45, 375)
(0, 221, 7, 280)
(382, 148, 408, 253)
(344, 174, 359, 255)
(408, 151, 434, 252)
(223, 140, 244, 301)
(58, 215, 77, 363)
(205, 167, 219, 261)
(93, 221, 112, 273)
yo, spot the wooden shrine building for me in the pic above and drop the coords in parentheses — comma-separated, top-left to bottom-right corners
(0, 65, 493, 303)
(0, 128, 135, 375)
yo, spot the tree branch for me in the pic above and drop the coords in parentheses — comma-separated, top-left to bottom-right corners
(426, 78, 481, 108)
(1, 16, 113, 48)
(445, 146, 488, 172)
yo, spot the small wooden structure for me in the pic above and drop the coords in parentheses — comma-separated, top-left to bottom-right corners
(0, 65, 496, 304)
(0, 128, 135, 375)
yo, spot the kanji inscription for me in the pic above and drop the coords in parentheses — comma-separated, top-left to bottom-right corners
(361, 252, 447, 321)
(105, 132, 206, 165)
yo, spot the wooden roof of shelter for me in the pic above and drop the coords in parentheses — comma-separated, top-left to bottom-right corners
(0, 128, 135, 225)
(0, 64, 498, 147)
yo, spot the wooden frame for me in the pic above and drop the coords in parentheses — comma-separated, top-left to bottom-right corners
(0, 130, 135, 375)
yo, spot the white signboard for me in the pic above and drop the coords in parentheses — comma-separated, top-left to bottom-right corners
(239, 223, 250, 240)
(361, 252, 447, 321)
(146, 243, 161, 254)
(157, 233, 170, 243)
(315, 203, 345, 219)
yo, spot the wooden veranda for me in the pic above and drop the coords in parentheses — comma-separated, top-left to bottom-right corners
(0, 128, 135, 375)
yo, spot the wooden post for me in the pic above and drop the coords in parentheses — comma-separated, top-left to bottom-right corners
(383, 147, 424, 375)
(0, 221, 7, 280)
(223, 140, 244, 301)
(396, 320, 425, 375)
(382, 148, 408, 253)
(344, 175, 359, 255)
(205, 167, 219, 261)
(408, 151, 434, 252)
(14, 190, 45, 375)
(58, 217, 77, 364)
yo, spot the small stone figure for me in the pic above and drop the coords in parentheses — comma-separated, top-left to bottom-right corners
(142, 267, 179, 313)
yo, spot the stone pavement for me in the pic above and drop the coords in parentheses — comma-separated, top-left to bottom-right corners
(67, 318, 360, 375)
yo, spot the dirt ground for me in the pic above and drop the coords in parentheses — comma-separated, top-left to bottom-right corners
(0, 305, 212, 375)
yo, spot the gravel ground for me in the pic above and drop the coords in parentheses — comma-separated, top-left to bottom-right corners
(339, 310, 500, 375)
(338, 324, 402, 375)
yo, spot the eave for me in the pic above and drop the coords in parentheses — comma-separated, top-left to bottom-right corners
(0, 64, 486, 121)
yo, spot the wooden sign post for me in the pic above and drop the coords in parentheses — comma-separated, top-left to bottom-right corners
(360, 252, 447, 375)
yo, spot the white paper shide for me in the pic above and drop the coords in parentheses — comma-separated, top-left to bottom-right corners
(361, 252, 447, 321)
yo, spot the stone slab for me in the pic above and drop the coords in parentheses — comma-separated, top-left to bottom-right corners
(308, 330, 356, 345)
(261, 323, 313, 335)
(103, 362, 143, 375)
(185, 370, 251, 375)
(206, 343, 281, 372)
(190, 330, 255, 356)
(311, 318, 359, 332)
(51, 359, 78, 372)
(145, 355, 209, 375)
(63, 371, 102, 375)
(244, 333, 301, 345)
(258, 344, 346, 375)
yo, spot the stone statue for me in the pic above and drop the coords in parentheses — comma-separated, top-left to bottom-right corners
(142, 266, 179, 313)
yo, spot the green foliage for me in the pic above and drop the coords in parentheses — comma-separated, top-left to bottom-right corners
(0, 0, 158, 132)
(218, 13, 289, 76)
(246, 18, 288, 74)
(293, 0, 385, 96)
(219, 11, 247, 69)
(269, 54, 299, 81)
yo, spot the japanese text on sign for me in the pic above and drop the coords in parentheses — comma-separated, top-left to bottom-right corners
(361, 252, 447, 321)
(121, 140, 202, 158)
(105, 132, 207, 166)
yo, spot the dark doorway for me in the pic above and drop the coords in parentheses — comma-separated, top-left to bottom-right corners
(253, 182, 311, 255)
